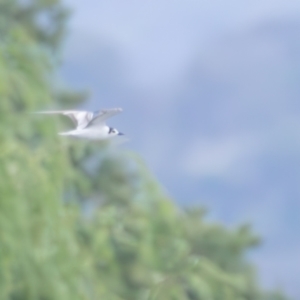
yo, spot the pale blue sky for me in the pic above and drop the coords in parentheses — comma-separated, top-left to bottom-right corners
(60, 1, 300, 297)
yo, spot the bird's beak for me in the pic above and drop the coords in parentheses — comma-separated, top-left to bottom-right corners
(118, 132, 124, 136)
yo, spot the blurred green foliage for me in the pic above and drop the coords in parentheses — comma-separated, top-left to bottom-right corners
(0, 0, 290, 299)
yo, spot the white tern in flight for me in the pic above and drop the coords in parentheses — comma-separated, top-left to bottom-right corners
(35, 108, 124, 140)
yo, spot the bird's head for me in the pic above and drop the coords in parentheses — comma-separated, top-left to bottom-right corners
(108, 127, 124, 137)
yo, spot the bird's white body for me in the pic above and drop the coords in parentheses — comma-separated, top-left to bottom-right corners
(59, 126, 112, 140)
(35, 108, 123, 140)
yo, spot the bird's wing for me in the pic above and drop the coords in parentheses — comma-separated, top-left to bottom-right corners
(34, 110, 94, 129)
(87, 108, 123, 127)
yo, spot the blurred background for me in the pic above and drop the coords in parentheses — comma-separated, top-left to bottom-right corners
(61, 0, 300, 298)
(0, 0, 299, 299)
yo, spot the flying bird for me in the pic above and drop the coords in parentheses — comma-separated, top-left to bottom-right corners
(35, 108, 124, 140)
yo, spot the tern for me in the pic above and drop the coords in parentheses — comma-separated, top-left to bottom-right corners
(35, 107, 124, 140)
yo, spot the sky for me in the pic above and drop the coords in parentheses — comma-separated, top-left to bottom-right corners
(60, 0, 300, 297)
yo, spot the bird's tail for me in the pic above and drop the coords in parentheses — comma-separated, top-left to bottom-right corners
(32, 110, 66, 115)
(58, 130, 74, 136)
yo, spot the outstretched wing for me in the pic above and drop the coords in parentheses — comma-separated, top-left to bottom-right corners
(34, 110, 94, 129)
(87, 108, 123, 128)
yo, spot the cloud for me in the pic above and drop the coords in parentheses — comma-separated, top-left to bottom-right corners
(181, 135, 261, 181)
(63, 0, 300, 88)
